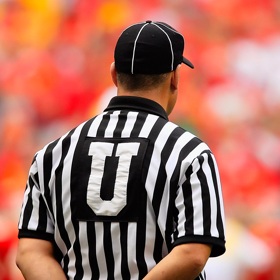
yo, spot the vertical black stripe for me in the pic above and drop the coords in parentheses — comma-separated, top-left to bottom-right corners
(151, 128, 180, 260)
(37, 195, 48, 232)
(136, 204, 147, 279)
(197, 154, 211, 236)
(135, 117, 165, 277)
(103, 222, 115, 278)
(70, 118, 95, 278)
(165, 136, 186, 250)
(154, 127, 185, 251)
(21, 178, 35, 229)
(166, 199, 176, 251)
(120, 223, 130, 279)
(182, 165, 194, 236)
(96, 112, 111, 137)
(54, 130, 75, 275)
(176, 137, 204, 237)
(131, 112, 146, 138)
(153, 226, 163, 263)
(88, 222, 99, 280)
(73, 224, 83, 280)
(207, 153, 225, 240)
(152, 162, 167, 215)
(113, 111, 127, 137)
(43, 139, 60, 217)
(141, 117, 165, 183)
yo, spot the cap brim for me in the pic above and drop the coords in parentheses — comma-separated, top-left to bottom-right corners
(183, 57, 194, 69)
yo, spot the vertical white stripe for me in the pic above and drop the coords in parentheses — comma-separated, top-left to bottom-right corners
(138, 114, 158, 138)
(127, 222, 138, 279)
(79, 222, 92, 279)
(144, 200, 157, 272)
(145, 122, 177, 198)
(111, 223, 122, 279)
(104, 111, 121, 137)
(95, 223, 107, 277)
(18, 179, 32, 229)
(30, 187, 40, 228)
(22, 145, 54, 232)
(59, 123, 84, 277)
(191, 170, 204, 235)
(175, 175, 187, 238)
(138, 114, 163, 273)
(54, 229, 67, 270)
(201, 153, 219, 237)
(49, 134, 68, 255)
(88, 112, 107, 137)
(164, 133, 194, 239)
(121, 111, 138, 137)
(157, 130, 185, 244)
(179, 141, 210, 186)
(49, 134, 64, 223)
(156, 181, 169, 245)
(212, 154, 226, 230)
(131, 23, 149, 74)
(144, 122, 177, 267)
(36, 144, 56, 226)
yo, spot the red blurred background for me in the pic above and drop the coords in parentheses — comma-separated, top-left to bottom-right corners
(0, 0, 280, 279)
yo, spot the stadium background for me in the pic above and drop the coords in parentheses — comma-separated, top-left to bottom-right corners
(0, 0, 279, 279)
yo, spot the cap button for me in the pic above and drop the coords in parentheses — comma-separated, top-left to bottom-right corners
(146, 20, 152, 24)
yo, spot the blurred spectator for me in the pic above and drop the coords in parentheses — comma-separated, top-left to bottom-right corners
(0, 0, 280, 279)
(205, 218, 273, 280)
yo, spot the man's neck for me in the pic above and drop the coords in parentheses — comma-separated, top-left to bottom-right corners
(117, 88, 169, 114)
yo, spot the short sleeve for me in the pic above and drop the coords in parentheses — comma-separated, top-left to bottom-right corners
(173, 151, 226, 257)
(18, 156, 54, 241)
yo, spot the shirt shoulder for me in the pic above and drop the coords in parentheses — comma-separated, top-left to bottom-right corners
(34, 118, 95, 164)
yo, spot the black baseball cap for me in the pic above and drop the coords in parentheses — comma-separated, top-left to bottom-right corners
(114, 20, 194, 74)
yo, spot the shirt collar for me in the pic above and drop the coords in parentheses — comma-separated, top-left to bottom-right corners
(104, 96, 168, 120)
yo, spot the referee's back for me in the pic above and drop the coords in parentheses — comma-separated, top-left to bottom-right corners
(17, 20, 226, 280)
(19, 96, 225, 279)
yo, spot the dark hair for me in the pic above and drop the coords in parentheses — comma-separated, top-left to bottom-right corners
(116, 72, 169, 91)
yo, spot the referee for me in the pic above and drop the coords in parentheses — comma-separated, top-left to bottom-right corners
(16, 21, 226, 280)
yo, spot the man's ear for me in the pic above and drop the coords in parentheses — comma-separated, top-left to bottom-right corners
(171, 64, 181, 91)
(110, 62, 118, 86)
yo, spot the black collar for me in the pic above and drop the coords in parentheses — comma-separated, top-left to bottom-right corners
(104, 96, 168, 120)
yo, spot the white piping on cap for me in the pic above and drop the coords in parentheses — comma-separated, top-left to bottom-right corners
(152, 22, 174, 72)
(131, 21, 175, 74)
(131, 23, 149, 74)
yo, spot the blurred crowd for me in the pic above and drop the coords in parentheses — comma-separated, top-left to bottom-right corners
(0, 0, 280, 279)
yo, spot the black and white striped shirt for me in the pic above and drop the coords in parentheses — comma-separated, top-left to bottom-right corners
(18, 96, 226, 280)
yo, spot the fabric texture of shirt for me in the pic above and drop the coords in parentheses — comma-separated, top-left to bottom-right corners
(18, 96, 226, 280)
